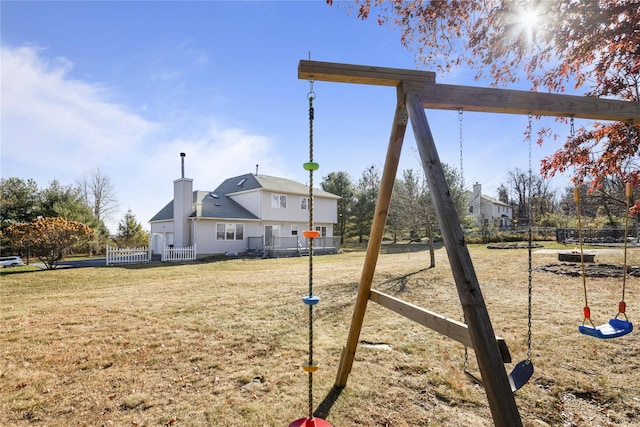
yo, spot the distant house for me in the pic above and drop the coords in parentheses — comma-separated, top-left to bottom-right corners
(467, 182, 513, 229)
(149, 167, 340, 258)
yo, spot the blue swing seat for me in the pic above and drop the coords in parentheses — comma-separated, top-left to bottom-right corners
(578, 318, 633, 339)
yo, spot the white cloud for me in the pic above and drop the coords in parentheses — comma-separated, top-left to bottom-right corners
(137, 122, 284, 226)
(1, 45, 159, 174)
(1, 45, 283, 233)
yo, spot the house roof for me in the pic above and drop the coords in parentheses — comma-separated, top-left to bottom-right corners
(234, 173, 339, 199)
(149, 200, 173, 222)
(149, 173, 338, 222)
(149, 189, 258, 222)
(480, 194, 511, 207)
(467, 191, 511, 208)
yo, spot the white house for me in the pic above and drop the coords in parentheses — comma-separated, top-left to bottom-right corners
(149, 167, 340, 258)
(467, 182, 513, 229)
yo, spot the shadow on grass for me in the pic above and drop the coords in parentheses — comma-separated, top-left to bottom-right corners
(0, 260, 200, 274)
(381, 242, 444, 254)
(7, 243, 445, 275)
(342, 241, 444, 255)
(0, 265, 42, 275)
(378, 267, 432, 295)
(314, 385, 345, 420)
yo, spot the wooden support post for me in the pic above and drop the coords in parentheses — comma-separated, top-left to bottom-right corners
(369, 289, 512, 363)
(405, 88, 523, 427)
(335, 88, 408, 387)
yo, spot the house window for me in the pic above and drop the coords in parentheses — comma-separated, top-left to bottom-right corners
(300, 197, 309, 210)
(217, 223, 244, 240)
(272, 194, 287, 208)
(291, 225, 299, 236)
(315, 226, 327, 237)
(469, 206, 474, 213)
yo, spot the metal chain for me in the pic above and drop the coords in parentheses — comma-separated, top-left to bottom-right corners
(458, 108, 464, 187)
(526, 112, 533, 361)
(459, 109, 469, 371)
(570, 116, 575, 138)
(463, 346, 470, 372)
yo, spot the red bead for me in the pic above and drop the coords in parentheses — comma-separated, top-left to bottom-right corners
(619, 301, 626, 314)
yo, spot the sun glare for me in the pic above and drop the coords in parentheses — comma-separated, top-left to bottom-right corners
(516, 7, 542, 44)
(519, 9, 540, 32)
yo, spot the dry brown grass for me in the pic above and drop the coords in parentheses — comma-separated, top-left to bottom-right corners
(1, 244, 639, 426)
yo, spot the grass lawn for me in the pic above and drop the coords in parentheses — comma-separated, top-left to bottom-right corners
(1, 243, 639, 426)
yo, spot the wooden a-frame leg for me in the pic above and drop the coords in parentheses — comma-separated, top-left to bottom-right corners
(335, 88, 408, 387)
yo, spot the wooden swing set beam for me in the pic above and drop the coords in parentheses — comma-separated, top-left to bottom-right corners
(369, 289, 512, 363)
(299, 60, 640, 122)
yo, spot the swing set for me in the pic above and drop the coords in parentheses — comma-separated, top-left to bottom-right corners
(292, 60, 639, 427)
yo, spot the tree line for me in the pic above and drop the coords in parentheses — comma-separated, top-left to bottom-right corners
(322, 164, 637, 246)
(2, 163, 635, 269)
(1, 169, 148, 268)
(499, 168, 636, 231)
(320, 163, 481, 245)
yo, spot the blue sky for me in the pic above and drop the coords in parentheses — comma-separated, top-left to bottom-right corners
(1, 1, 581, 232)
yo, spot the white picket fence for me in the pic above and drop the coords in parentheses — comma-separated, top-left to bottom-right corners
(106, 246, 150, 266)
(106, 244, 197, 265)
(163, 244, 196, 262)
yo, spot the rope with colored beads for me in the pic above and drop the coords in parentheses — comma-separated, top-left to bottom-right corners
(302, 77, 320, 419)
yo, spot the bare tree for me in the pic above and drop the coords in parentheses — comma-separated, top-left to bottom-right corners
(506, 168, 529, 222)
(504, 167, 557, 224)
(77, 168, 118, 224)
